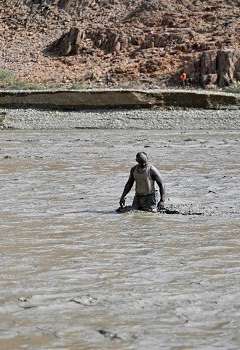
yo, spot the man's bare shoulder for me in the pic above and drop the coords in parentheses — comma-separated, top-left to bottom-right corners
(150, 164, 162, 177)
(150, 164, 159, 172)
(130, 165, 137, 172)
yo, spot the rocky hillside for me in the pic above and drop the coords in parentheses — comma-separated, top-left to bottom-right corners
(0, 0, 240, 88)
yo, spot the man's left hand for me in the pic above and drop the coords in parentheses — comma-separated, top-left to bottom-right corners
(158, 200, 165, 211)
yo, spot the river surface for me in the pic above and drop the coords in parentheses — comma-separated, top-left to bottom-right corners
(0, 129, 240, 350)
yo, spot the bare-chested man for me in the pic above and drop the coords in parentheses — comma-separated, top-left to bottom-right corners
(119, 152, 165, 212)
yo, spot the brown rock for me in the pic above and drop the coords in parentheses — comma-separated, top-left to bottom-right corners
(89, 29, 125, 54)
(141, 32, 184, 49)
(216, 49, 240, 87)
(197, 49, 240, 87)
(201, 74, 218, 88)
(57, 0, 74, 10)
(199, 50, 217, 77)
(45, 27, 84, 56)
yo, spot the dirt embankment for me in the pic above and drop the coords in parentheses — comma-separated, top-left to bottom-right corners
(0, 0, 240, 89)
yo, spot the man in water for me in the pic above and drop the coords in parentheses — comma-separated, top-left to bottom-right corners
(119, 152, 165, 212)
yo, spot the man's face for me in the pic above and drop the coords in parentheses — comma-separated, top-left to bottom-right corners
(136, 155, 141, 163)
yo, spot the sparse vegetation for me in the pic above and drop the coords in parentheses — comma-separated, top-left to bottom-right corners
(68, 82, 90, 90)
(0, 68, 47, 90)
(223, 82, 240, 94)
(0, 68, 16, 87)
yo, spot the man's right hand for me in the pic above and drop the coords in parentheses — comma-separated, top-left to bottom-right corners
(119, 197, 126, 208)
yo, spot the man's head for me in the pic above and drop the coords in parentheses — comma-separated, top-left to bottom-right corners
(136, 152, 148, 166)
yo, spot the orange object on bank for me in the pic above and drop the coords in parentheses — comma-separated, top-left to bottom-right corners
(180, 72, 187, 81)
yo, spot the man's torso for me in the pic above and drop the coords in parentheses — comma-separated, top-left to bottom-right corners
(133, 164, 155, 195)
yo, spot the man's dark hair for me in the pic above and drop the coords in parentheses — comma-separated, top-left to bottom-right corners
(136, 152, 148, 164)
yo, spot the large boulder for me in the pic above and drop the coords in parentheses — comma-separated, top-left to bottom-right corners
(45, 27, 85, 56)
(140, 32, 184, 49)
(216, 49, 240, 87)
(88, 29, 124, 54)
(198, 49, 240, 87)
(57, 0, 74, 10)
(199, 50, 218, 87)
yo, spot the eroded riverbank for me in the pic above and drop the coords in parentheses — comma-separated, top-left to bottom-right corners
(0, 89, 239, 110)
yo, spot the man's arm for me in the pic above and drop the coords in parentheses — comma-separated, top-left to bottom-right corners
(150, 166, 166, 208)
(119, 167, 135, 207)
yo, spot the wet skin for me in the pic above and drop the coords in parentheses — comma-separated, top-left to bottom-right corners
(119, 152, 165, 211)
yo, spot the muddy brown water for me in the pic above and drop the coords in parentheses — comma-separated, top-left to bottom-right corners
(0, 129, 239, 350)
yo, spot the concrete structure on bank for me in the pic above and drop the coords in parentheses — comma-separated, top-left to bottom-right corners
(0, 89, 239, 110)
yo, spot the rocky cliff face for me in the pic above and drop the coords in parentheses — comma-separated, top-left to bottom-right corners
(0, 0, 240, 88)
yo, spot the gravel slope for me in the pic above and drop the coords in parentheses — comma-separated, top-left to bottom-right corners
(0, 108, 240, 130)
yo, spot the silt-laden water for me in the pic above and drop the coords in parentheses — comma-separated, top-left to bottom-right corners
(0, 129, 239, 350)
